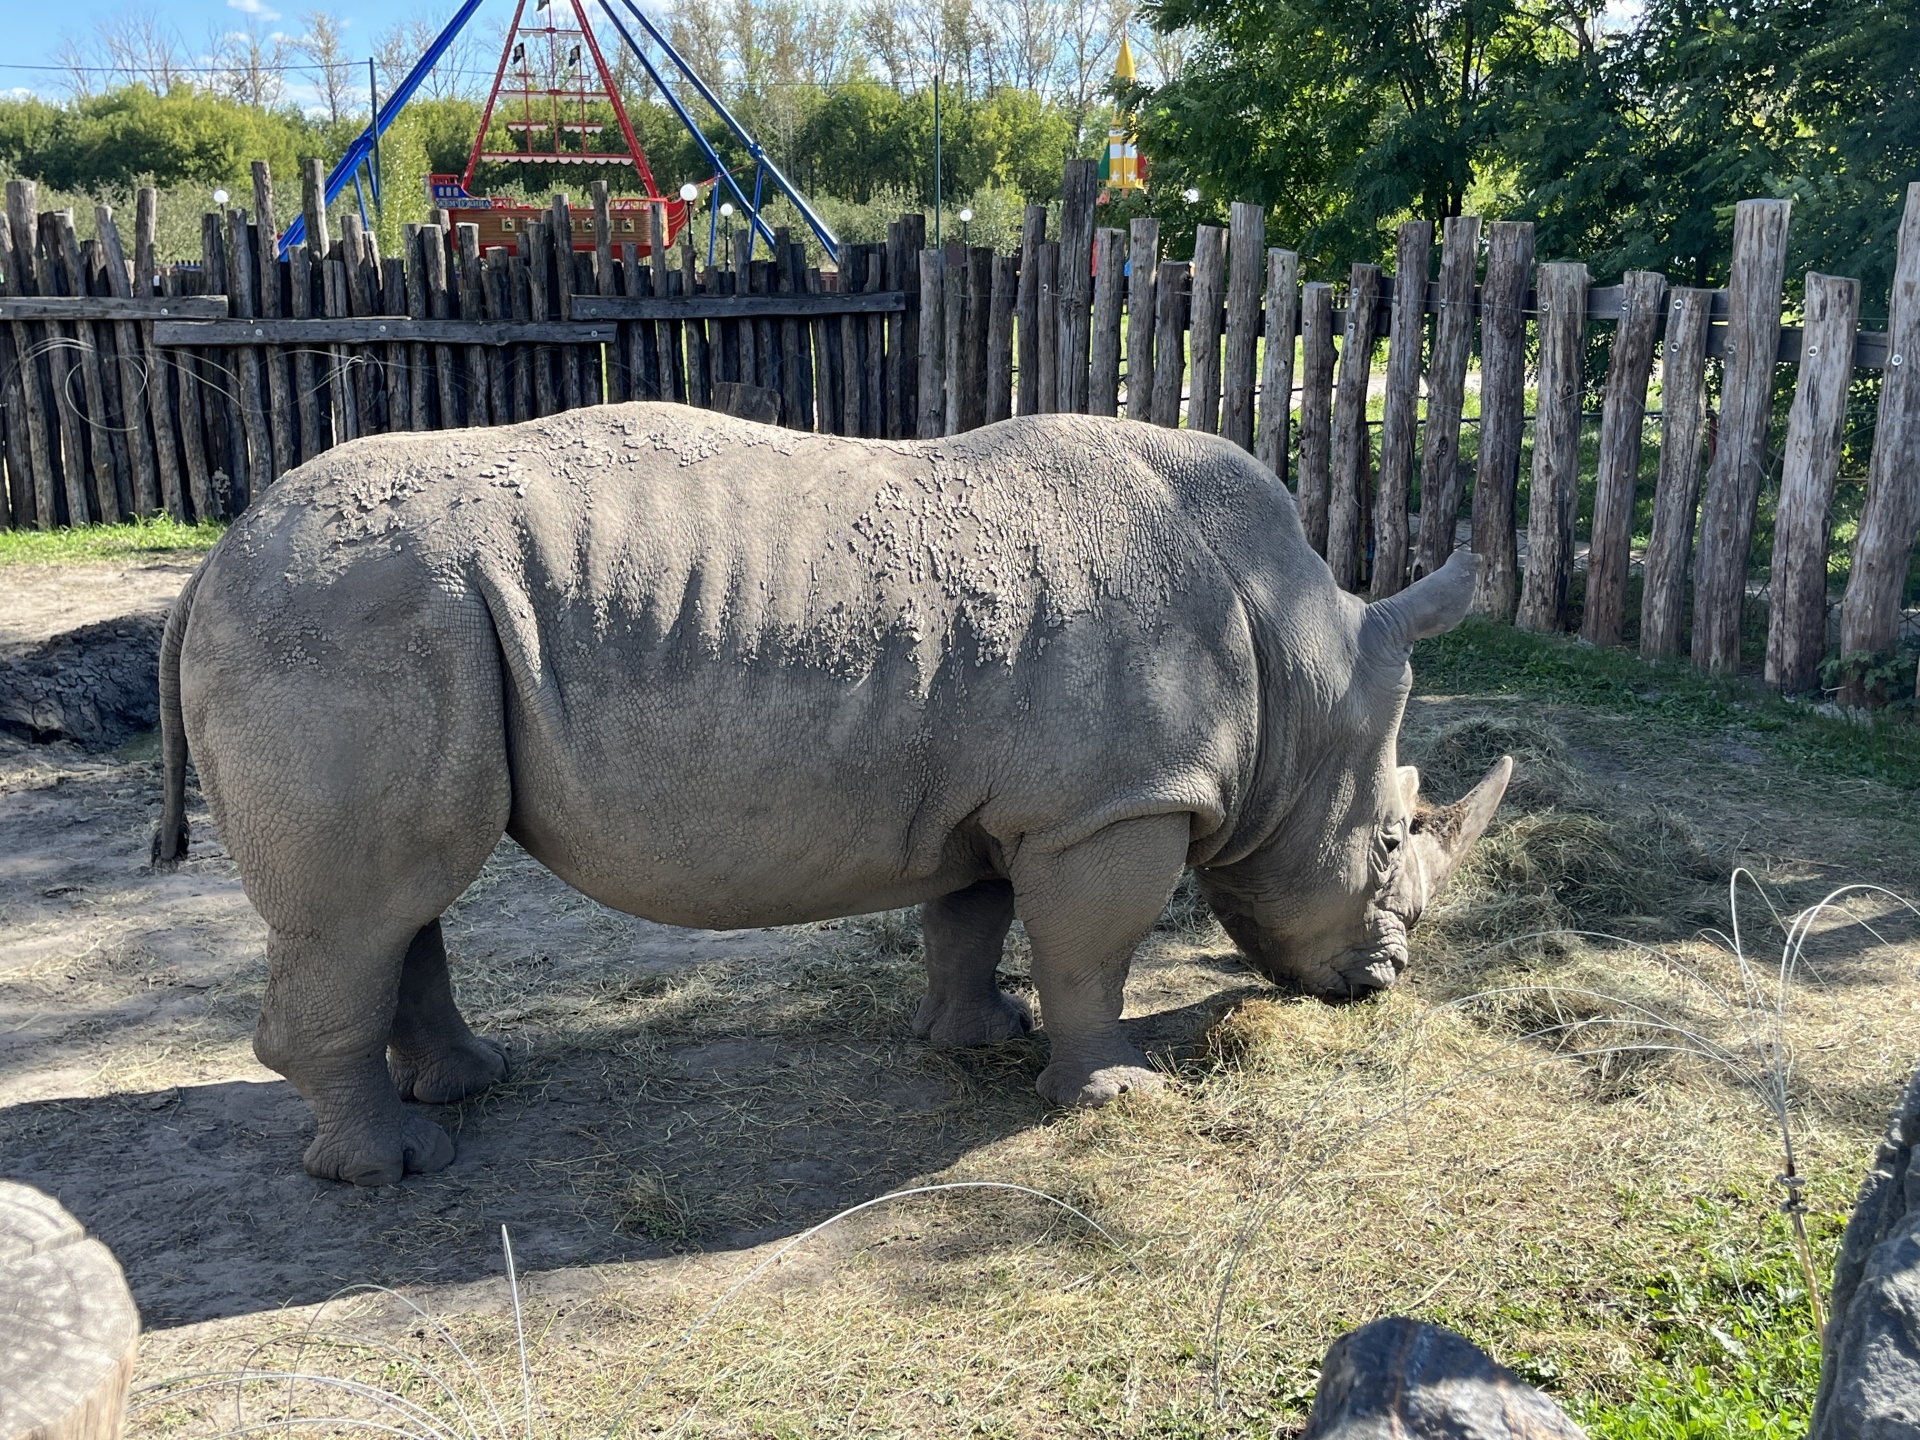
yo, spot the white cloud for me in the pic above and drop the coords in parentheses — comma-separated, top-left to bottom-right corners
(228, 0, 283, 18)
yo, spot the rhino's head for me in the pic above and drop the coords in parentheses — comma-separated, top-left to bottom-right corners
(1195, 551, 1511, 1000)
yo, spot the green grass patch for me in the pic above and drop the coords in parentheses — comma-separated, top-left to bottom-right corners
(1415, 618, 1920, 791)
(0, 517, 225, 566)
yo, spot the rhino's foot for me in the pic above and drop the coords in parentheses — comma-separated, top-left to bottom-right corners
(1036, 1053, 1165, 1108)
(912, 987, 1033, 1047)
(304, 1113, 454, 1187)
(389, 1034, 508, 1103)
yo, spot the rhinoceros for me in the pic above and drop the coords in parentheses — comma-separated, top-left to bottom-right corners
(152, 404, 1509, 1186)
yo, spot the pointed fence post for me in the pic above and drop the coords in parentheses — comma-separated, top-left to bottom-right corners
(1582, 269, 1669, 646)
(1327, 263, 1382, 590)
(1372, 221, 1432, 598)
(1412, 215, 1482, 580)
(1256, 249, 1300, 479)
(1638, 287, 1715, 658)
(1516, 261, 1590, 633)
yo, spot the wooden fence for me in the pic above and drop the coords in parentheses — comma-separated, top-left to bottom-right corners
(2, 158, 1916, 702)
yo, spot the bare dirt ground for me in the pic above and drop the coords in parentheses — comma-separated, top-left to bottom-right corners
(3, 556, 1918, 1435)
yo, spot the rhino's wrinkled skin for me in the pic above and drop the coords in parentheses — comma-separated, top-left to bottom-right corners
(153, 405, 1509, 1186)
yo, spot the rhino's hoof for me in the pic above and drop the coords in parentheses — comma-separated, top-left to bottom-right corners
(304, 1115, 455, 1187)
(1036, 1060, 1165, 1108)
(390, 1034, 508, 1103)
(913, 989, 1033, 1047)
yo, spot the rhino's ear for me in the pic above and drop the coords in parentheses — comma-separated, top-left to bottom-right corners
(1396, 765, 1421, 814)
(1364, 549, 1482, 659)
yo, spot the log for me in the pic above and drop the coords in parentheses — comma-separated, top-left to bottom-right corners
(1764, 271, 1859, 693)
(0, 1180, 140, 1440)
(168, 259, 217, 522)
(418, 226, 457, 425)
(0, 219, 40, 527)
(1327, 263, 1382, 589)
(943, 251, 966, 434)
(1222, 203, 1265, 450)
(1035, 242, 1060, 415)
(917, 248, 945, 438)
(1692, 198, 1792, 671)
(1149, 259, 1189, 429)
(1304, 1317, 1586, 1439)
(1297, 280, 1337, 553)
(1056, 158, 1098, 413)
(456, 224, 494, 427)
(841, 249, 863, 433)
(1639, 287, 1715, 659)
(1088, 227, 1125, 416)
(199, 212, 245, 509)
(1016, 205, 1046, 416)
(865, 248, 887, 435)
(250, 163, 294, 481)
(1126, 218, 1159, 423)
(986, 251, 1017, 424)
(1256, 249, 1300, 479)
(896, 213, 925, 437)
(1581, 269, 1669, 645)
(1187, 224, 1228, 434)
(4, 182, 59, 529)
(1469, 220, 1536, 618)
(1516, 261, 1591, 633)
(884, 220, 907, 433)
(132, 190, 184, 515)
(688, 243, 713, 411)
(225, 207, 271, 508)
(1372, 221, 1432, 598)
(1837, 182, 1920, 704)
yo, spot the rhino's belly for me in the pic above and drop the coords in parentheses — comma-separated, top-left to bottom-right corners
(498, 650, 1003, 930)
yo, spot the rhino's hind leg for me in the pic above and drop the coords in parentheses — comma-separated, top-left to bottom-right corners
(913, 878, 1033, 1047)
(1015, 813, 1189, 1107)
(389, 919, 508, 1103)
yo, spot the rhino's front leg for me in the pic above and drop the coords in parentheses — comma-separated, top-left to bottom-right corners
(1014, 812, 1189, 1107)
(913, 878, 1033, 1046)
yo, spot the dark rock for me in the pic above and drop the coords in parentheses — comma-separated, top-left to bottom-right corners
(0, 611, 166, 749)
(1304, 1317, 1586, 1439)
(1812, 1065, 1920, 1439)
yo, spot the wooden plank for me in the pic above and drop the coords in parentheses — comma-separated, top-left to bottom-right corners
(550, 197, 583, 410)
(3, 182, 58, 527)
(882, 221, 904, 433)
(1089, 228, 1125, 417)
(574, 290, 909, 321)
(986, 251, 1017, 424)
(839, 251, 862, 433)
(1764, 271, 1859, 693)
(864, 248, 887, 436)
(1058, 158, 1098, 413)
(686, 241, 711, 410)
(199, 211, 245, 510)
(481, 247, 520, 423)
(0, 211, 44, 527)
(1370, 222, 1432, 597)
(131, 189, 183, 514)
(1411, 216, 1482, 580)
(653, 206, 681, 404)
(250, 163, 294, 480)
(1515, 261, 1590, 633)
(713, 379, 779, 425)
(1580, 268, 1669, 646)
(1222, 203, 1264, 449)
(1149, 259, 1189, 429)
(896, 213, 925, 437)
(519, 227, 557, 418)
(454, 224, 493, 426)
(168, 258, 216, 520)
(322, 255, 359, 443)
(341, 216, 382, 433)
(420, 225, 459, 427)
(733, 230, 758, 389)
(401, 227, 432, 428)
(1127, 218, 1160, 423)
(944, 250, 965, 434)
(1643, 289, 1720, 664)
(224, 207, 271, 508)
(960, 246, 989, 431)
(1691, 198, 1792, 671)
(807, 263, 833, 431)
(36, 212, 95, 524)
(1255, 250, 1299, 478)
(1327, 263, 1383, 590)
(49, 209, 118, 521)
(1016, 204, 1046, 416)
(1837, 182, 1920, 702)
(1468, 221, 1536, 619)
(917, 248, 945, 437)
(380, 253, 409, 430)
(1034, 242, 1060, 414)
(1297, 281, 1337, 552)
(781, 238, 807, 426)
(0, 296, 227, 321)
(1187, 225, 1228, 434)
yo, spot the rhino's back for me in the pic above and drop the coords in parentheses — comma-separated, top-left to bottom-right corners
(201, 406, 1291, 926)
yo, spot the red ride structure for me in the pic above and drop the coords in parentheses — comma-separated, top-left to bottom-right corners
(428, 0, 694, 254)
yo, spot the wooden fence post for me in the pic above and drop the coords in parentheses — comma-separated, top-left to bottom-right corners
(1372, 221, 1432, 597)
(1186, 224, 1228, 434)
(251, 162, 294, 480)
(944, 250, 965, 433)
(961, 245, 990, 431)
(1837, 182, 1920, 704)
(224, 206, 272, 509)
(1581, 269, 1669, 645)
(1327, 263, 1382, 590)
(1256, 249, 1299, 479)
(1297, 280, 1337, 553)
(1016, 205, 1045, 416)
(1222, 202, 1264, 450)
(987, 250, 1017, 423)
(5, 181, 61, 528)
(1057, 159, 1097, 413)
(1516, 261, 1590, 633)
(1127, 218, 1160, 422)
(1764, 271, 1859, 693)
(1639, 287, 1714, 658)
(1469, 220, 1535, 619)
(917, 247, 945, 437)
(1035, 242, 1060, 414)
(896, 213, 925, 435)
(1149, 259, 1188, 428)
(0, 215, 48, 528)
(1691, 197, 1792, 671)
(1089, 228, 1125, 416)
(36, 209, 95, 525)
(95, 207, 160, 514)
(1412, 215, 1482, 580)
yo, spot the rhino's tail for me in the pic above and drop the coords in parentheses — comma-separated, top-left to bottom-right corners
(150, 567, 204, 870)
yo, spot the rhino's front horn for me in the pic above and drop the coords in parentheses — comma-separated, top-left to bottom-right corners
(1408, 756, 1513, 896)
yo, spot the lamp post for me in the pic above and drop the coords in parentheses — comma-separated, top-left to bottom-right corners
(959, 207, 973, 244)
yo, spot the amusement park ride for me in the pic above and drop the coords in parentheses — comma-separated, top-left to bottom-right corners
(278, 0, 838, 265)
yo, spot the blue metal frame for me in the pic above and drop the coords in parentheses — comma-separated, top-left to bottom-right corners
(277, 0, 489, 256)
(600, 0, 839, 264)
